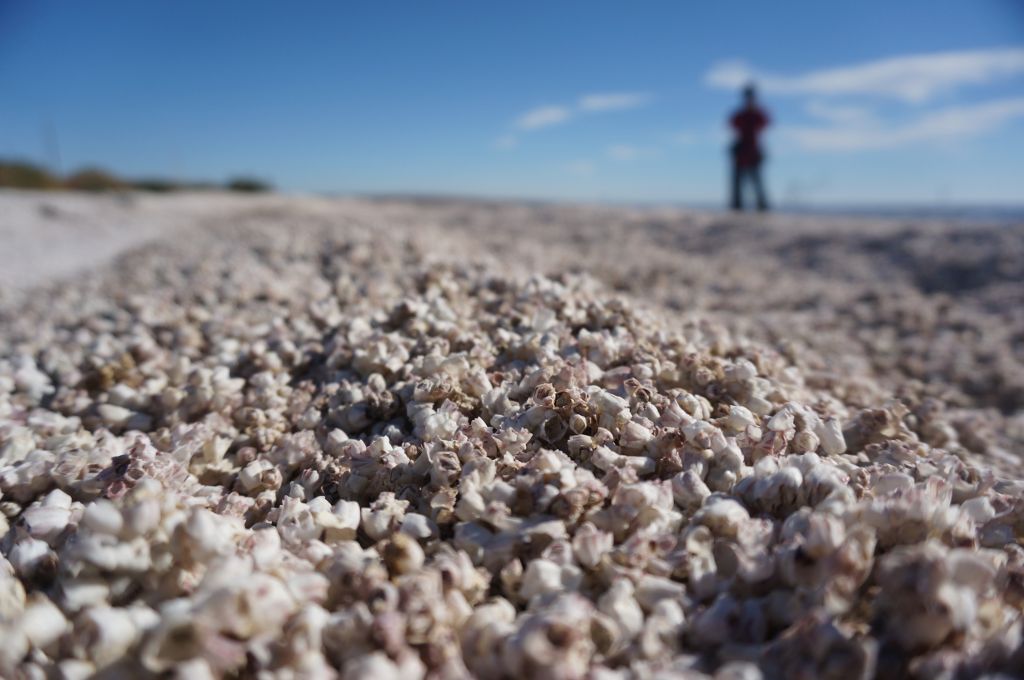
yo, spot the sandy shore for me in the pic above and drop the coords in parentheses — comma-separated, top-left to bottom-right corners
(2, 190, 1023, 677)
(0, 190, 273, 291)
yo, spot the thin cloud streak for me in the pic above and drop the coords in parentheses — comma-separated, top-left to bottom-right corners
(579, 92, 652, 112)
(707, 47, 1024, 102)
(783, 97, 1024, 151)
(504, 91, 651, 144)
(516, 105, 572, 130)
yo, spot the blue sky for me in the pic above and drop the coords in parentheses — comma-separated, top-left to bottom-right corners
(1, 0, 1023, 204)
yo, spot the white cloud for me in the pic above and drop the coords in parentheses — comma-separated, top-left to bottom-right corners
(516, 105, 572, 130)
(783, 97, 1024, 151)
(671, 131, 698, 145)
(502, 91, 649, 145)
(706, 47, 1024, 103)
(579, 92, 652, 112)
(493, 134, 519, 150)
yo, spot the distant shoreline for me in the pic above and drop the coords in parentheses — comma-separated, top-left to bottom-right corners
(326, 191, 1024, 225)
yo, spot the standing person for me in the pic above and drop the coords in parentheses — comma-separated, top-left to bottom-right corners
(729, 84, 770, 211)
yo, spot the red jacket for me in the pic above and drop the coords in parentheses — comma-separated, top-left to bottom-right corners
(730, 107, 770, 168)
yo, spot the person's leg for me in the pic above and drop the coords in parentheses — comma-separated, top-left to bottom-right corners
(731, 163, 743, 210)
(752, 165, 769, 211)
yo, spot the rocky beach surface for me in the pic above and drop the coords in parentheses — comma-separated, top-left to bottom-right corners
(1, 190, 1023, 679)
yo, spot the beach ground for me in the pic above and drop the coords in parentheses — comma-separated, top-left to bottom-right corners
(4, 190, 1021, 463)
(2, 189, 1023, 677)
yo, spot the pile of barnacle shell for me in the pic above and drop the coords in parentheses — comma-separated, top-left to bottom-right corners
(2, 204, 1023, 679)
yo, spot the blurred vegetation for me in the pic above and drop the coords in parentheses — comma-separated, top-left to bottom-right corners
(0, 158, 273, 194)
(0, 160, 61, 189)
(128, 178, 221, 192)
(65, 167, 125, 192)
(128, 178, 178, 193)
(226, 177, 272, 193)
